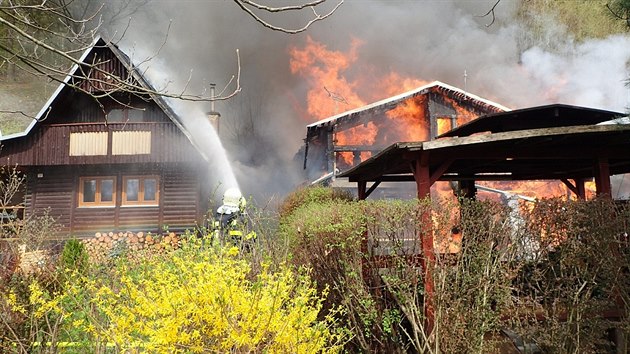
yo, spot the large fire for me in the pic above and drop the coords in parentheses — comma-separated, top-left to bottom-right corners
(290, 36, 591, 200)
(289, 36, 366, 119)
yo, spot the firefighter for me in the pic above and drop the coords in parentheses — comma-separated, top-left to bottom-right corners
(212, 188, 256, 248)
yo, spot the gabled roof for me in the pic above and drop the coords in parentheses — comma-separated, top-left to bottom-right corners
(439, 103, 623, 138)
(0, 36, 208, 161)
(306, 80, 510, 133)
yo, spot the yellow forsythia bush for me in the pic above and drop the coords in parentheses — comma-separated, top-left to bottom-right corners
(82, 245, 346, 353)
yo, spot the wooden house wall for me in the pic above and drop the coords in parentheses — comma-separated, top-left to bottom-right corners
(73, 47, 131, 94)
(25, 164, 206, 237)
(26, 169, 74, 233)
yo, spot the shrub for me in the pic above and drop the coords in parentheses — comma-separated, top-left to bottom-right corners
(71, 243, 346, 353)
(278, 186, 353, 221)
(281, 196, 424, 352)
(283, 195, 630, 353)
(508, 197, 630, 353)
(59, 239, 89, 275)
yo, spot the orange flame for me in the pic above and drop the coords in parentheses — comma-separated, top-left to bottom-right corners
(289, 36, 366, 119)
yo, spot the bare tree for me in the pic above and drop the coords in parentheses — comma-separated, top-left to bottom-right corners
(0, 0, 242, 105)
(0, 0, 343, 111)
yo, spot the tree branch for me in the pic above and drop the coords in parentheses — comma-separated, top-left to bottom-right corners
(233, 0, 343, 34)
(477, 0, 501, 27)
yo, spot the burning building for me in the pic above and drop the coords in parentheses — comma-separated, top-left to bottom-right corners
(303, 81, 509, 189)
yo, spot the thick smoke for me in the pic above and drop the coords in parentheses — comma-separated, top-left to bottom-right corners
(99, 0, 630, 201)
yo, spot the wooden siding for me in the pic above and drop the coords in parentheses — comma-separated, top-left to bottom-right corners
(161, 169, 202, 232)
(75, 47, 132, 94)
(73, 207, 117, 235)
(1, 123, 204, 166)
(26, 169, 74, 233)
(23, 165, 206, 237)
(117, 206, 160, 232)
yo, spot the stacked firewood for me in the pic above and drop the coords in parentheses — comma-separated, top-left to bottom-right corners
(19, 249, 49, 273)
(82, 231, 181, 262)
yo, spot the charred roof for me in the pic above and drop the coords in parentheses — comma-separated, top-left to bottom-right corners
(305, 80, 509, 138)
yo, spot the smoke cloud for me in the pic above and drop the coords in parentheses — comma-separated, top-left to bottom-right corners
(98, 0, 630, 201)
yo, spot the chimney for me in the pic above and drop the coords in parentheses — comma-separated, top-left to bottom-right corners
(207, 83, 221, 133)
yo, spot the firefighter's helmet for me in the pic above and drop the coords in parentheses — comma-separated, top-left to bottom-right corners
(217, 187, 245, 214)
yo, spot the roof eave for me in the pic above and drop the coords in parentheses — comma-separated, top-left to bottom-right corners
(0, 36, 103, 142)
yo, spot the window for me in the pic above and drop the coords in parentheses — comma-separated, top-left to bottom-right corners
(122, 176, 159, 206)
(79, 177, 116, 207)
(107, 108, 145, 123)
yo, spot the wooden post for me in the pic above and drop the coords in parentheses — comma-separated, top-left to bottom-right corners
(358, 181, 367, 201)
(594, 158, 612, 198)
(576, 178, 586, 200)
(353, 151, 361, 167)
(412, 154, 435, 335)
(327, 126, 335, 175)
(561, 178, 587, 200)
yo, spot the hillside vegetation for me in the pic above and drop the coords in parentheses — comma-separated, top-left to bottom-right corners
(517, 0, 627, 45)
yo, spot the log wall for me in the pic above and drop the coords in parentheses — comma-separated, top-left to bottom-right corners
(25, 165, 205, 237)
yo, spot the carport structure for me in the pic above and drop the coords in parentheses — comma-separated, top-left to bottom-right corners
(338, 103, 630, 333)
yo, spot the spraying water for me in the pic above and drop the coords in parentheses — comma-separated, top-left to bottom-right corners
(173, 103, 241, 198)
(127, 48, 242, 200)
(159, 97, 244, 207)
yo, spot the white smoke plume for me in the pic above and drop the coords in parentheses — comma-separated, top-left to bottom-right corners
(98, 0, 630, 201)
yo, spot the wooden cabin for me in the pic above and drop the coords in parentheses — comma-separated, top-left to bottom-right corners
(303, 81, 509, 186)
(0, 38, 212, 237)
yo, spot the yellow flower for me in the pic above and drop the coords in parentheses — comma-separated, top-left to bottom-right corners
(227, 246, 240, 256)
(7, 292, 26, 314)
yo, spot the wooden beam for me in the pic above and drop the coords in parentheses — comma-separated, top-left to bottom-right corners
(379, 175, 415, 182)
(365, 180, 382, 199)
(561, 178, 578, 196)
(561, 178, 587, 200)
(425, 124, 630, 150)
(333, 145, 387, 152)
(430, 158, 454, 185)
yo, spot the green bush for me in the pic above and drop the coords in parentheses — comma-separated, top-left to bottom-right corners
(280, 196, 425, 352)
(59, 239, 88, 275)
(278, 186, 353, 221)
